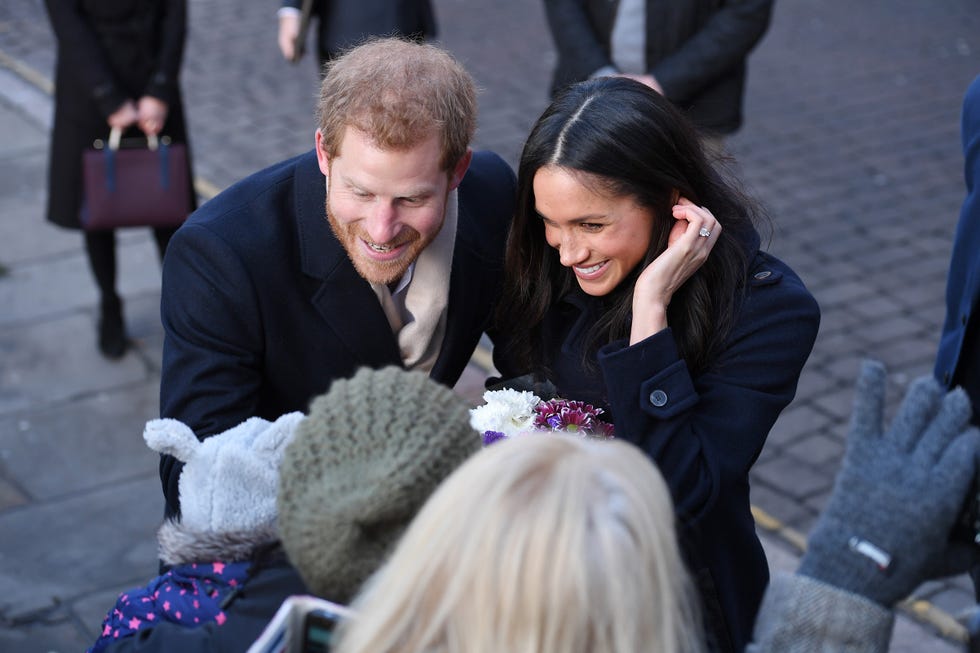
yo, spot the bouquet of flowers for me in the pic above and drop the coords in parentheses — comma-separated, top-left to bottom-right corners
(469, 388, 615, 446)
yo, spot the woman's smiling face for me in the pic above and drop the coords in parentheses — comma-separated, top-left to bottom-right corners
(533, 166, 655, 297)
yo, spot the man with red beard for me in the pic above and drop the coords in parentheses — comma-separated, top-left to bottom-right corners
(158, 38, 515, 520)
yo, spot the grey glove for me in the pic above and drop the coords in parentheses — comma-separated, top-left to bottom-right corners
(799, 360, 980, 606)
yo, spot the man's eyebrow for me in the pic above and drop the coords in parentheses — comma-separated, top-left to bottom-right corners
(339, 175, 437, 198)
(399, 188, 436, 199)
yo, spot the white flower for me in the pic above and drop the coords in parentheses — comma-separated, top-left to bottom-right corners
(469, 389, 542, 437)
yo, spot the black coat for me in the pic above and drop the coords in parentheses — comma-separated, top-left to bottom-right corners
(159, 149, 516, 518)
(544, 0, 773, 134)
(282, 0, 436, 63)
(44, 0, 196, 228)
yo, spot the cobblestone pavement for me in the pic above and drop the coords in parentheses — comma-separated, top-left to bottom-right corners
(1, 0, 979, 650)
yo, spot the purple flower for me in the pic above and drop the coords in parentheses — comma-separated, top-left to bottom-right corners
(474, 393, 614, 447)
(588, 420, 616, 439)
(482, 430, 508, 446)
(532, 399, 614, 438)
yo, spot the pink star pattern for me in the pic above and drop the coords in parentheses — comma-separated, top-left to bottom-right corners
(88, 559, 250, 653)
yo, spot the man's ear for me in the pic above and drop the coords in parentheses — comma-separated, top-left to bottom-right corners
(448, 149, 473, 191)
(315, 129, 330, 177)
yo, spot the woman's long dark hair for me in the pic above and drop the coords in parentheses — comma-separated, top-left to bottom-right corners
(497, 77, 763, 376)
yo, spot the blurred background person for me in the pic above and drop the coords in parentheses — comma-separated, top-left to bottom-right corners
(543, 0, 773, 144)
(276, 0, 436, 73)
(43, 0, 196, 359)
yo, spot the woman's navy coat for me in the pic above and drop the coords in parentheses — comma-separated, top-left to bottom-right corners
(496, 234, 820, 652)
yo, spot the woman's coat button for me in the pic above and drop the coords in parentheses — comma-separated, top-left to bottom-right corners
(649, 389, 668, 407)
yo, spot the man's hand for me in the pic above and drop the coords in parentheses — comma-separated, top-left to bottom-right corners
(278, 13, 301, 62)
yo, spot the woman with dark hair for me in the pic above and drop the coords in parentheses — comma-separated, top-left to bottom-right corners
(493, 76, 820, 653)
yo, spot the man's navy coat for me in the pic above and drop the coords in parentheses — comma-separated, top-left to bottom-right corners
(159, 149, 515, 517)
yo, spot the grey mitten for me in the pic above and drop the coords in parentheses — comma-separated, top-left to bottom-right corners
(799, 360, 980, 606)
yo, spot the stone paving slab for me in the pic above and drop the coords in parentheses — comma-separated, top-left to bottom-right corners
(0, 618, 92, 653)
(0, 382, 159, 500)
(0, 474, 160, 614)
(0, 94, 45, 151)
(0, 240, 162, 328)
(0, 314, 151, 414)
(0, 149, 75, 266)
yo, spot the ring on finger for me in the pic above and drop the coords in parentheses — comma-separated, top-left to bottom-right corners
(698, 227, 711, 238)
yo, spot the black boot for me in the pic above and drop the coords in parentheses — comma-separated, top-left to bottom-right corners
(98, 297, 127, 359)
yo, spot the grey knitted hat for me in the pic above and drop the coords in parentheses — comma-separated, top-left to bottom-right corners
(277, 365, 481, 602)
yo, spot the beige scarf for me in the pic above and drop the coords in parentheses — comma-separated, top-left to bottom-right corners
(370, 190, 457, 372)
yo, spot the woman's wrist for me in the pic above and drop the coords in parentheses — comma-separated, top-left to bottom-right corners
(629, 302, 668, 345)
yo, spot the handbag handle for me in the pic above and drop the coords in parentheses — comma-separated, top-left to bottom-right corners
(100, 130, 171, 193)
(107, 127, 159, 151)
(108, 126, 121, 151)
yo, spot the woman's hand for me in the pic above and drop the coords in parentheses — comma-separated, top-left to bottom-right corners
(107, 100, 138, 130)
(137, 96, 169, 136)
(629, 197, 720, 344)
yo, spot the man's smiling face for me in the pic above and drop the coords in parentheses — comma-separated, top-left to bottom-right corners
(318, 126, 465, 286)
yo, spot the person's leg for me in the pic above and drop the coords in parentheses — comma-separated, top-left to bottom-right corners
(83, 229, 127, 358)
(152, 225, 179, 263)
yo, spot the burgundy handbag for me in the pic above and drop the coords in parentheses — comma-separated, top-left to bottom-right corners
(81, 127, 192, 230)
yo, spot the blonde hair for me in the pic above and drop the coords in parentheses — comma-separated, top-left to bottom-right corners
(334, 435, 704, 653)
(317, 37, 477, 170)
